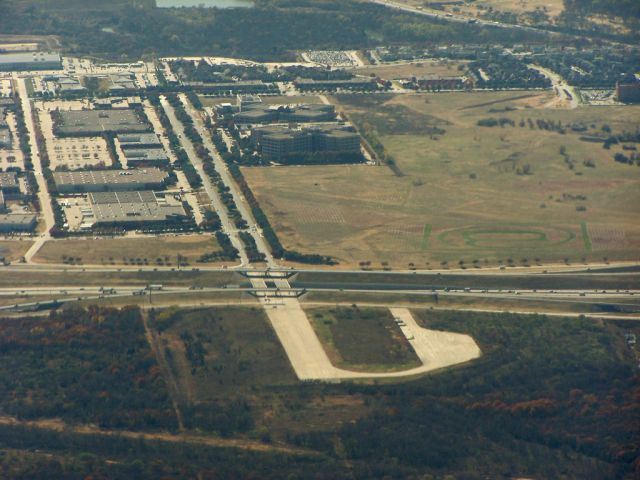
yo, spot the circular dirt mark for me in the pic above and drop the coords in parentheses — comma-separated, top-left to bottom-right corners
(438, 225, 576, 250)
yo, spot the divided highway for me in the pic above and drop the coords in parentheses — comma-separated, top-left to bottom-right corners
(368, 0, 542, 34)
(160, 95, 249, 265)
(14, 76, 55, 262)
(177, 94, 276, 267)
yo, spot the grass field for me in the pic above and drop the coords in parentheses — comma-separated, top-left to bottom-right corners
(149, 306, 302, 436)
(152, 307, 296, 403)
(307, 306, 421, 372)
(34, 234, 223, 266)
(243, 91, 640, 268)
(351, 60, 469, 81)
(0, 240, 33, 262)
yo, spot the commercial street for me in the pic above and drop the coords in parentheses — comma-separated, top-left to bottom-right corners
(159, 94, 248, 266)
(13, 75, 55, 262)
(177, 93, 276, 267)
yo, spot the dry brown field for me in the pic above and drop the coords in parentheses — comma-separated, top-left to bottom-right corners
(243, 91, 640, 269)
(34, 234, 223, 266)
(0, 240, 33, 262)
(352, 60, 469, 81)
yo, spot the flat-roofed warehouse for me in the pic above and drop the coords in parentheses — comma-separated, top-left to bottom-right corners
(89, 191, 189, 228)
(0, 129, 10, 148)
(123, 148, 170, 168)
(0, 106, 11, 147)
(0, 172, 21, 198)
(0, 213, 37, 233)
(0, 52, 62, 72)
(54, 109, 151, 136)
(53, 168, 168, 194)
(118, 133, 163, 149)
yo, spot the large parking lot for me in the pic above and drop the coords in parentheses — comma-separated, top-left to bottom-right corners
(35, 100, 112, 170)
(302, 50, 363, 67)
(142, 99, 176, 164)
(59, 195, 94, 231)
(0, 78, 13, 98)
(0, 111, 24, 171)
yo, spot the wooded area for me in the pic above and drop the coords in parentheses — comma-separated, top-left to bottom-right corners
(0, 0, 551, 60)
(0, 307, 636, 478)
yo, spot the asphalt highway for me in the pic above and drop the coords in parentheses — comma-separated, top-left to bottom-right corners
(0, 284, 637, 305)
(160, 95, 249, 266)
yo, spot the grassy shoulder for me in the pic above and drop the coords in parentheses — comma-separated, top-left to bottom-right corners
(307, 306, 421, 372)
(34, 234, 223, 267)
(0, 240, 33, 262)
(0, 270, 236, 288)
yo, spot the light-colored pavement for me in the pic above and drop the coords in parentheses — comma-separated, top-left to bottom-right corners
(178, 94, 275, 267)
(261, 297, 339, 380)
(159, 95, 248, 265)
(1, 259, 639, 276)
(14, 76, 54, 262)
(254, 271, 480, 381)
(263, 300, 482, 380)
(0, 285, 638, 301)
(390, 307, 481, 373)
(143, 98, 177, 164)
(368, 0, 546, 36)
(528, 64, 580, 109)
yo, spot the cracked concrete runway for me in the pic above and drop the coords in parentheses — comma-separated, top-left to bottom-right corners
(263, 298, 481, 381)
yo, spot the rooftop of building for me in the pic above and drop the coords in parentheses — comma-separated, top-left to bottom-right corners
(123, 148, 168, 160)
(56, 109, 151, 134)
(0, 172, 18, 189)
(0, 213, 37, 225)
(88, 191, 187, 223)
(117, 133, 162, 145)
(53, 168, 168, 186)
(0, 52, 61, 64)
(59, 84, 87, 92)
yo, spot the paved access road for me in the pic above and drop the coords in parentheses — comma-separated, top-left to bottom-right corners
(14, 76, 55, 262)
(264, 303, 481, 380)
(390, 307, 481, 372)
(177, 94, 275, 267)
(160, 95, 248, 266)
(528, 64, 580, 109)
(368, 0, 546, 35)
